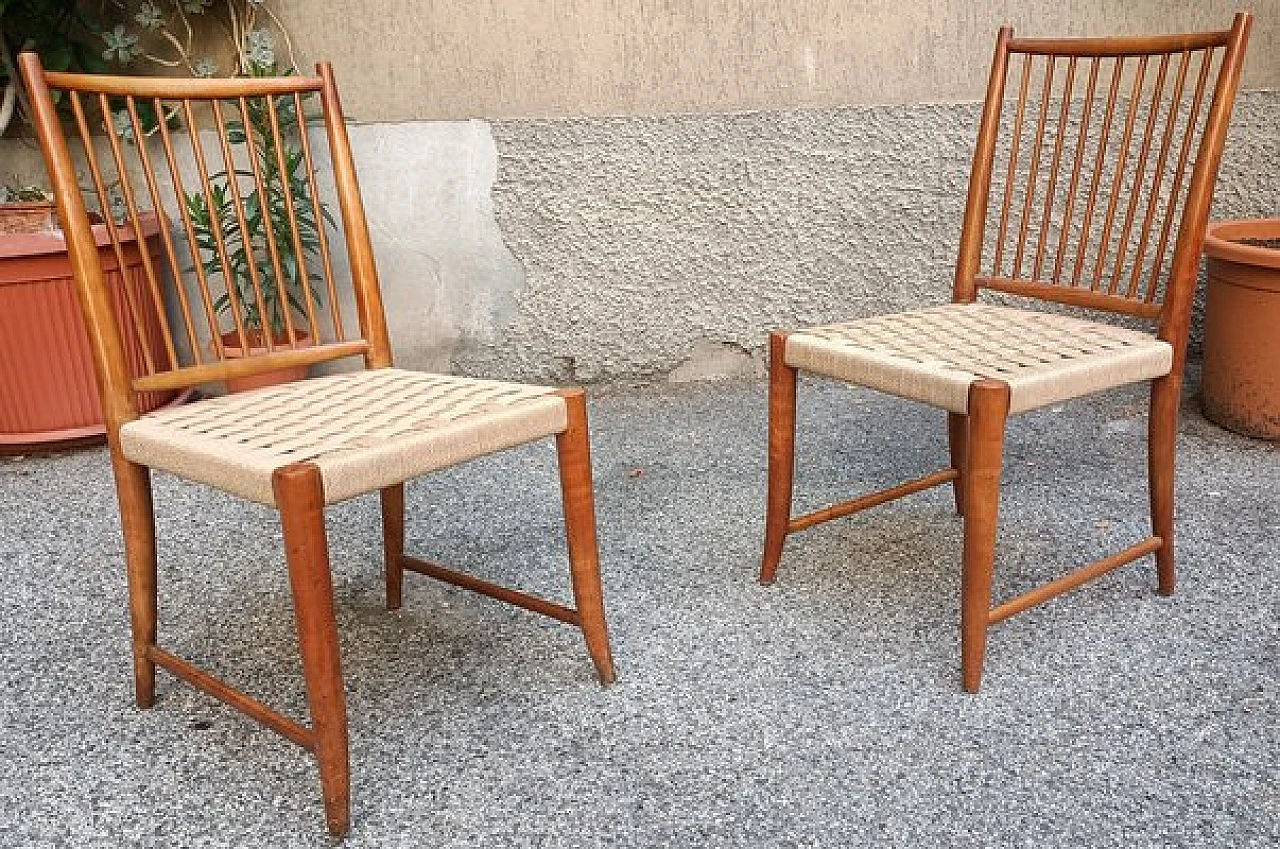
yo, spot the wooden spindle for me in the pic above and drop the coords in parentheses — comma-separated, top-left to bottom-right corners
(1013, 55, 1056, 279)
(154, 97, 224, 359)
(126, 97, 202, 366)
(1071, 56, 1125, 288)
(994, 53, 1034, 276)
(208, 98, 276, 351)
(69, 92, 157, 375)
(1126, 52, 1190, 299)
(1034, 56, 1075, 281)
(99, 93, 179, 373)
(1108, 53, 1170, 295)
(293, 92, 345, 342)
(1053, 56, 1100, 283)
(183, 98, 250, 354)
(1147, 49, 1215, 303)
(234, 96, 297, 348)
(1090, 55, 1148, 291)
(266, 95, 321, 340)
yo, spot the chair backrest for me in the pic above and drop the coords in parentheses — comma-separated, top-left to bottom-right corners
(18, 55, 392, 434)
(955, 13, 1251, 369)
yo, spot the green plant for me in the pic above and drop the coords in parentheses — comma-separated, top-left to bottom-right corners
(3, 2, 296, 136)
(184, 76, 330, 340)
(0, 0, 108, 136)
(1, 182, 53, 203)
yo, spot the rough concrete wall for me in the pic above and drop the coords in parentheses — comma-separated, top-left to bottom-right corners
(279, 0, 1280, 120)
(338, 121, 525, 371)
(453, 91, 1280, 382)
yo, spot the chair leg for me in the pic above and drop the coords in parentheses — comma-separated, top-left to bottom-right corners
(1149, 374, 1180, 596)
(555, 390, 616, 686)
(273, 464, 351, 837)
(960, 380, 1009, 693)
(948, 412, 968, 516)
(381, 484, 405, 611)
(760, 332, 797, 585)
(112, 455, 158, 709)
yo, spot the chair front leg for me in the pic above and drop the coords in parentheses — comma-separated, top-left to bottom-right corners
(1149, 374, 1180, 596)
(555, 389, 616, 686)
(381, 484, 405, 610)
(112, 454, 158, 709)
(947, 412, 968, 516)
(273, 463, 351, 837)
(760, 332, 797, 585)
(960, 380, 1010, 693)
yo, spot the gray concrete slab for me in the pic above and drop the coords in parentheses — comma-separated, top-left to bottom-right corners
(0, 375, 1276, 847)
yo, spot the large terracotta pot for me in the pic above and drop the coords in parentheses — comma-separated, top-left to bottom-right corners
(1201, 219, 1280, 439)
(0, 212, 184, 449)
(220, 329, 312, 393)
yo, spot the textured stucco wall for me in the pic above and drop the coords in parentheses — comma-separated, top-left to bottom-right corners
(279, 0, 1280, 120)
(437, 91, 1280, 382)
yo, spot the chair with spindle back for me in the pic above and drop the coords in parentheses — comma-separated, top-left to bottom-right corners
(19, 55, 615, 835)
(759, 15, 1251, 691)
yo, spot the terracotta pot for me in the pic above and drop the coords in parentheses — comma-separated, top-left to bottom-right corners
(220, 329, 312, 393)
(1201, 219, 1280, 439)
(0, 201, 56, 235)
(0, 212, 184, 449)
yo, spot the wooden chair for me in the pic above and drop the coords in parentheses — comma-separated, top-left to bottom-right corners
(760, 15, 1251, 692)
(19, 56, 614, 835)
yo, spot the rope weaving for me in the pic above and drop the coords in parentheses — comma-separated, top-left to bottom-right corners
(120, 369, 569, 506)
(785, 303, 1172, 413)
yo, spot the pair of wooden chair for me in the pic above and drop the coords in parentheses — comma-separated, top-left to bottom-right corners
(20, 13, 1251, 836)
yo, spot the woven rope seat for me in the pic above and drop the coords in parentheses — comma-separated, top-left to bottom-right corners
(120, 368, 569, 506)
(784, 303, 1172, 414)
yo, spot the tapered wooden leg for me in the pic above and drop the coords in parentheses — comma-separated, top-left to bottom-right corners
(112, 455, 157, 709)
(760, 332, 797, 585)
(555, 390, 616, 685)
(948, 412, 968, 516)
(1149, 374, 1180, 596)
(273, 464, 350, 837)
(381, 484, 405, 611)
(960, 380, 1009, 693)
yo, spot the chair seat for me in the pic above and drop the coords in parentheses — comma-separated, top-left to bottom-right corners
(784, 303, 1173, 414)
(120, 368, 569, 506)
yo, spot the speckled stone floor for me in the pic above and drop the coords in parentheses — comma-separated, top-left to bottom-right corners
(1, 374, 1276, 848)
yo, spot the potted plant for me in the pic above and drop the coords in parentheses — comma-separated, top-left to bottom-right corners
(1200, 219, 1280, 439)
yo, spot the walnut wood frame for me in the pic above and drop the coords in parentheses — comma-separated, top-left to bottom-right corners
(760, 15, 1251, 692)
(21, 55, 614, 836)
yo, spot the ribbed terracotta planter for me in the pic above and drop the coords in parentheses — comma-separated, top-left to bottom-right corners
(1201, 219, 1280, 439)
(0, 213, 183, 449)
(0, 201, 56, 235)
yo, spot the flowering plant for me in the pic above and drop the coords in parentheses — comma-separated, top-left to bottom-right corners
(1, 1, 295, 136)
(98, 0, 295, 81)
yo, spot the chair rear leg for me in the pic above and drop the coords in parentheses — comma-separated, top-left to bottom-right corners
(112, 455, 157, 709)
(555, 390, 616, 686)
(1149, 374, 1180, 596)
(381, 484, 405, 610)
(948, 412, 968, 516)
(961, 380, 1009, 693)
(760, 332, 797, 585)
(273, 464, 351, 837)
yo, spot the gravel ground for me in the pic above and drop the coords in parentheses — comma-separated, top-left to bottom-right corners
(0, 374, 1276, 848)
